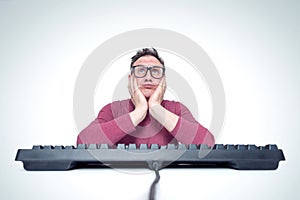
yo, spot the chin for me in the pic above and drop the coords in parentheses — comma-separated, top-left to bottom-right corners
(141, 90, 153, 98)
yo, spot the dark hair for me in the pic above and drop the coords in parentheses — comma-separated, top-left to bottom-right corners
(130, 47, 164, 68)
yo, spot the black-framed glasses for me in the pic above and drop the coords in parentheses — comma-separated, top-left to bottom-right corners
(131, 65, 165, 79)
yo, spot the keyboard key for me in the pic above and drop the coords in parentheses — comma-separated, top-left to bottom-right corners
(178, 144, 187, 150)
(65, 146, 75, 149)
(167, 144, 176, 150)
(247, 145, 259, 150)
(128, 144, 137, 150)
(150, 144, 159, 150)
(100, 144, 109, 149)
(77, 144, 86, 149)
(139, 144, 148, 150)
(188, 144, 198, 150)
(44, 145, 54, 150)
(236, 145, 247, 150)
(32, 145, 43, 150)
(117, 144, 125, 149)
(225, 145, 235, 150)
(265, 144, 278, 150)
(88, 144, 97, 149)
(54, 145, 64, 149)
(213, 144, 225, 149)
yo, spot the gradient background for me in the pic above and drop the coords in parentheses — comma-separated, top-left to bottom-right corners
(1, 0, 299, 199)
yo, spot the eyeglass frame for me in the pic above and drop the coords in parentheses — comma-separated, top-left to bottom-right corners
(130, 65, 166, 79)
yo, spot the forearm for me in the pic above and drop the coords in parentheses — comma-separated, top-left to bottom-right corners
(77, 114, 136, 145)
(170, 117, 215, 146)
(129, 106, 147, 127)
(149, 104, 179, 132)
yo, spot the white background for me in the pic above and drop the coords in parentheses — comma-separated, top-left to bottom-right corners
(1, 0, 299, 199)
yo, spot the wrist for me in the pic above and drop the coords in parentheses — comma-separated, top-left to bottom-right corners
(149, 103, 161, 113)
(148, 102, 160, 109)
(135, 104, 148, 113)
(149, 105, 179, 132)
(129, 108, 147, 126)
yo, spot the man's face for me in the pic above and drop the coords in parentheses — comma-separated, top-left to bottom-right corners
(131, 55, 164, 98)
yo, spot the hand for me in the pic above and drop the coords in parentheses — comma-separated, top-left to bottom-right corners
(148, 77, 179, 132)
(128, 75, 148, 109)
(128, 75, 148, 126)
(148, 76, 166, 108)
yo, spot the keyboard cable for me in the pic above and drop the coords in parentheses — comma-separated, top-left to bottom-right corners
(149, 162, 161, 200)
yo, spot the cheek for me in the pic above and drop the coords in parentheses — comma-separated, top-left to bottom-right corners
(136, 79, 143, 88)
(153, 79, 161, 85)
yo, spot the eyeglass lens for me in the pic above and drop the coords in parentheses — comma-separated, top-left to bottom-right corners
(133, 66, 164, 79)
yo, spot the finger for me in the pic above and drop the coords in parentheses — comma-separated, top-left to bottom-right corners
(162, 76, 166, 87)
(163, 77, 167, 90)
(128, 75, 132, 93)
(132, 75, 139, 92)
(158, 77, 166, 92)
(130, 75, 137, 92)
(159, 76, 166, 87)
(128, 75, 134, 95)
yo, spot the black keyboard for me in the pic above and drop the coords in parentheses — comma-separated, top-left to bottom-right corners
(15, 144, 285, 171)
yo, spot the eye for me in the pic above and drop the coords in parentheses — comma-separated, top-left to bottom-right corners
(151, 69, 160, 74)
(151, 67, 163, 75)
(137, 67, 146, 74)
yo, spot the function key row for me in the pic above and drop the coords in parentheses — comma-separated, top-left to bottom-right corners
(32, 144, 279, 150)
(33, 145, 75, 150)
(213, 144, 278, 150)
(32, 144, 205, 150)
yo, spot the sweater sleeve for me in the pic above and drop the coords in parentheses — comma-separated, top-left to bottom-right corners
(169, 102, 215, 146)
(76, 103, 136, 145)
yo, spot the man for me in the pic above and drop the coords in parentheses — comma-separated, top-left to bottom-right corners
(77, 48, 214, 147)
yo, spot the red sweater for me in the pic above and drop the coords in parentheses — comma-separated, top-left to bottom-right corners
(77, 99, 214, 147)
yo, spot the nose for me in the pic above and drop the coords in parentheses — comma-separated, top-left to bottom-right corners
(144, 69, 153, 79)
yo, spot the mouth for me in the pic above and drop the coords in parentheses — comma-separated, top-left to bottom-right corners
(142, 84, 156, 89)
